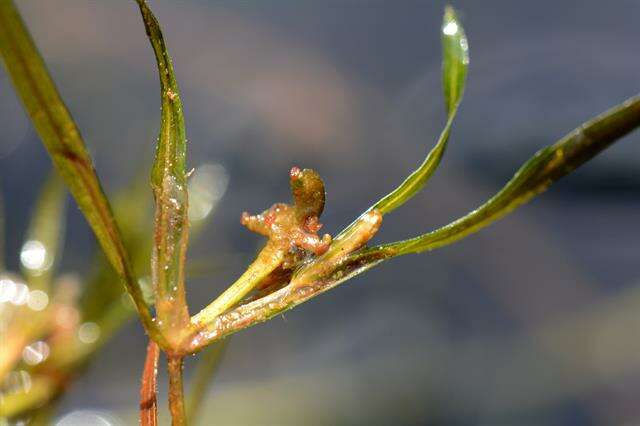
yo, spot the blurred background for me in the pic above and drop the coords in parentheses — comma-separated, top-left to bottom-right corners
(1, 0, 639, 424)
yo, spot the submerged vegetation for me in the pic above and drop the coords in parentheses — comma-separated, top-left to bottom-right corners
(0, 0, 639, 424)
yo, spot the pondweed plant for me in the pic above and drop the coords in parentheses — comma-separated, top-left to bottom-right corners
(1, 0, 639, 424)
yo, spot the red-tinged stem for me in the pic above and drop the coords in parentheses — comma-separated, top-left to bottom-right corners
(140, 340, 160, 426)
(168, 356, 187, 426)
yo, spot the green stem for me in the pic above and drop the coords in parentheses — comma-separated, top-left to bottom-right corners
(184, 213, 384, 353)
(191, 243, 283, 328)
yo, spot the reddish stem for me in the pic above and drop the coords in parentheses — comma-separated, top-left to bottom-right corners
(140, 340, 160, 426)
(168, 356, 187, 425)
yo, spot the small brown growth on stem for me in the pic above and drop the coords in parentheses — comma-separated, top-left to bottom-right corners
(241, 167, 332, 262)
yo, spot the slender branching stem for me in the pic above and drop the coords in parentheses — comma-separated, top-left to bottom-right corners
(191, 244, 284, 328)
(140, 340, 160, 426)
(184, 211, 384, 353)
(183, 93, 640, 354)
(168, 356, 187, 426)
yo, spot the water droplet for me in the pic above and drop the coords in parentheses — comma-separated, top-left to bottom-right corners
(11, 282, 30, 305)
(0, 276, 17, 303)
(22, 341, 50, 365)
(20, 240, 51, 273)
(27, 290, 49, 311)
(78, 322, 101, 344)
(188, 163, 229, 222)
(442, 21, 458, 36)
(55, 410, 124, 426)
(3, 370, 32, 394)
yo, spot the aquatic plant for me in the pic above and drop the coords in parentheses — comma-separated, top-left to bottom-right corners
(1, 1, 638, 424)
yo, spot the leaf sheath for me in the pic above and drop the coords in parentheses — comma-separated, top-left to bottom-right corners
(136, 0, 191, 335)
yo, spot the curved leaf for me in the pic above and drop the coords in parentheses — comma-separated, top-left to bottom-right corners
(185, 94, 640, 352)
(375, 94, 640, 255)
(336, 6, 468, 240)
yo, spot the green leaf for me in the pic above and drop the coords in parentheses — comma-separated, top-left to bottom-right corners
(136, 0, 187, 189)
(374, 94, 640, 256)
(136, 0, 191, 331)
(281, 95, 640, 334)
(441, 6, 469, 114)
(79, 177, 153, 322)
(336, 6, 468, 240)
(20, 172, 65, 291)
(0, 0, 154, 332)
(185, 95, 640, 352)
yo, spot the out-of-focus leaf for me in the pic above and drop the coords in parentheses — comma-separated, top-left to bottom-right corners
(0, 376, 55, 418)
(366, 94, 640, 256)
(20, 172, 65, 291)
(186, 340, 228, 423)
(0, 182, 4, 271)
(136, 0, 191, 330)
(0, 0, 153, 330)
(336, 6, 468, 240)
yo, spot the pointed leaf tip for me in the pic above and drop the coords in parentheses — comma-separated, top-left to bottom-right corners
(442, 6, 469, 114)
(335, 5, 470, 227)
(137, 0, 191, 331)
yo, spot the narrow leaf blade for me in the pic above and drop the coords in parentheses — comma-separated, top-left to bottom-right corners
(0, 0, 153, 329)
(372, 6, 468, 214)
(381, 95, 640, 255)
(442, 5, 468, 114)
(336, 6, 468, 240)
